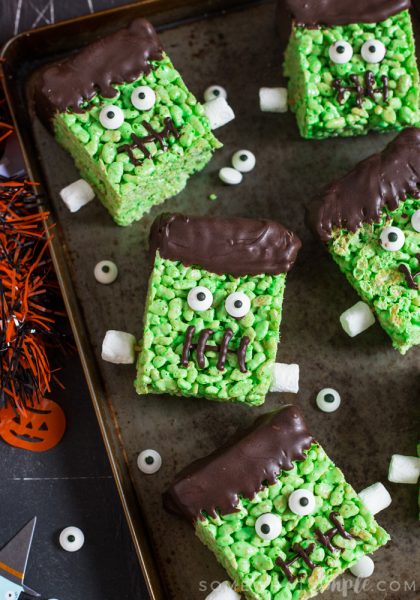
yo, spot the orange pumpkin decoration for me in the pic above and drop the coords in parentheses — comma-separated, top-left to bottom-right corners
(0, 398, 66, 452)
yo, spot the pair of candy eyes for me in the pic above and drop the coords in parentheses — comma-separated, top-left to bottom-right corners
(380, 210, 420, 250)
(99, 85, 156, 129)
(187, 286, 251, 318)
(329, 39, 386, 65)
(255, 489, 316, 541)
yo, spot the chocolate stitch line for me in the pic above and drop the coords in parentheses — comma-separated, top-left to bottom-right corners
(181, 325, 249, 372)
(332, 70, 388, 108)
(398, 253, 420, 290)
(118, 116, 180, 165)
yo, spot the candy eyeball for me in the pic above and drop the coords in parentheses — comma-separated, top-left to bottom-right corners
(288, 489, 316, 516)
(316, 388, 341, 413)
(99, 105, 125, 130)
(329, 40, 353, 64)
(94, 260, 118, 284)
(361, 40, 386, 64)
(225, 291, 251, 318)
(380, 226, 405, 251)
(411, 209, 420, 232)
(187, 286, 213, 312)
(59, 526, 85, 552)
(137, 449, 162, 474)
(231, 150, 256, 173)
(255, 513, 282, 541)
(131, 86, 156, 111)
(5, 592, 16, 600)
(204, 85, 227, 102)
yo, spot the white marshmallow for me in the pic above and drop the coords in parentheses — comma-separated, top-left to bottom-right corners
(388, 454, 420, 484)
(101, 330, 136, 364)
(359, 482, 392, 515)
(350, 556, 375, 578)
(59, 179, 95, 213)
(340, 301, 375, 337)
(259, 87, 288, 113)
(219, 167, 243, 185)
(270, 363, 299, 393)
(203, 96, 235, 130)
(205, 581, 241, 600)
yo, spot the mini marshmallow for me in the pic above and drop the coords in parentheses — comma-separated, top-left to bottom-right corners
(205, 581, 241, 600)
(350, 556, 375, 578)
(388, 454, 420, 484)
(340, 301, 375, 338)
(101, 330, 136, 364)
(219, 167, 243, 185)
(359, 482, 392, 515)
(59, 179, 95, 213)
(259, 87, 288, 113)
(270, 363, 299, 394)
(203, 96, 235, 130)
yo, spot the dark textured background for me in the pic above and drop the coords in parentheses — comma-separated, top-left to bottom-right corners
(0, 1, 149, 599)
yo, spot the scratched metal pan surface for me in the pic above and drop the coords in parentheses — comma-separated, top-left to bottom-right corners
(2, 0, 420, 598)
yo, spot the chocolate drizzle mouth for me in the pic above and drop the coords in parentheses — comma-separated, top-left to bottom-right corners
(118, 117, 180, 165)
(181, 325, 249, 372)
(276, 512, 353, 583)
(399, 254, 420, 289)
(333, 71, 388, 108)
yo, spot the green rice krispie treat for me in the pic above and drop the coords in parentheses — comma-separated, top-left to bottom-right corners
(164, 405, 390, 599)
(135, 214, 301, 405)
(283, 0, 420, 139)
(310, 128, 420, 353)
(33, 19, 221, 225)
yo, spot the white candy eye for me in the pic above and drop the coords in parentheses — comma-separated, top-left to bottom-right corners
(94, 260, 118, 284)
(137, 449, 162, 474)
(288, 489, 316, 516)
(187, 286, 213, 311)
(329, 41, 353, 64)
(5, 592, 15, 600)
(232, 150, 256, 173)
(225, 292, 251, 318)
(59, 527, 85, 552)
(255, 513, 282, 541)
(380, 226, 405, 251)
(131, 86, 156, 111)
(411, 209, 420, 232)
(204, 85, 227, 102)
(361, 40, 386, 63)
(316, 387, 341, 413)
(99, 105, 125, 129)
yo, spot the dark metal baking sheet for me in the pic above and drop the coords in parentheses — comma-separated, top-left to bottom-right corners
(2, 1, 419, 598)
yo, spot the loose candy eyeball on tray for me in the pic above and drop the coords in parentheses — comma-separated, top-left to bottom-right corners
(204, 85, 227, 102)
(316, 388, 341, 412)
(231, 150, 256, 173)
(94, 260, 118, 284)
(219, 167, 243, 185)
(59, 526, 85, 552)
(137, 449, 162, 474)
(350, 555, 375, 578)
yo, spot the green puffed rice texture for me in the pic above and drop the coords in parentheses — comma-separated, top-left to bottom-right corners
(328, 197, 420, 353)
(284, 11, 420, 139)
(135, 253, 286, 405)
(195, 444, 390, 600)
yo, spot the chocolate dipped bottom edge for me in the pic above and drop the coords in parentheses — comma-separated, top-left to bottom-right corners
(284, 0, 411, 27)
(149, 213, 302, 277)
(163, 405, 314, 522)
(309, 128, 420, 242)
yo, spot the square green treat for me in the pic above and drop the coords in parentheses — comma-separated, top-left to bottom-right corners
(164, 406, 390, 600)
(135, 214, 301, 406)
(283, 0, 420, 139)
(311, 128, 420, 353)
(34, 19, 220, 226)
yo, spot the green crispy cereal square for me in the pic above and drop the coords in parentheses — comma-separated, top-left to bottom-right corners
(34, 19, 221, 226)
(283, 0, 420, 139)
(164, 406, 390, 600)
(311, 128, 420, 353)
(135, 214, 301, 406)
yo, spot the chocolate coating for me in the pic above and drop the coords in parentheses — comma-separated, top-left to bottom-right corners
(163, 406, 314, 521)
(310, 128, 420, 241)
(284, 0, 411, 26)
(35, 18, 162, 117)
(149, 214, 301, 276)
